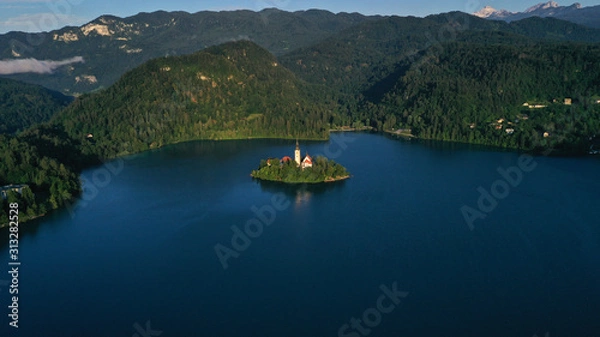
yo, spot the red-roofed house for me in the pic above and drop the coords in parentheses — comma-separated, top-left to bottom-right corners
(301, 154, 313, 169)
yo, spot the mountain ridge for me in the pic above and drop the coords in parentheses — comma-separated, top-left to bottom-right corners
(2, 7, 600, 96)
(0, 78, 72, 134)
(474, 1, 600, 28)
(0, 8, 376, 94)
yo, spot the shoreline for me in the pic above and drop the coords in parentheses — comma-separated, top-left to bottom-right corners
(106, 127, 591, 162)
(251, 175, 351, 184)
(3, 129, 593, 229)
(0, 212, 47, 229)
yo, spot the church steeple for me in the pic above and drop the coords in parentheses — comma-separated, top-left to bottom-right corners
(294, 139, 301, 166)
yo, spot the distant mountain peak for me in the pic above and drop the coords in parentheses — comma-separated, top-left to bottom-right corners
(473, 5, 513, 18)
(525, 1, 560, 13)
(473, 2, 598, 27)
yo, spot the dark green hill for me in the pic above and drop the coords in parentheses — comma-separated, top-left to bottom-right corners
(53, 41, 336, 159)
(280, 12, 600, 96)
(508, 16, 600, 42)
(278, 12, 600, 149)
(3, 8, 598, 96)
(372, 42, 600, 153)
(0, 9, 374, 94)
(0, 127, 83, 225)
(0, 78, 72, 134)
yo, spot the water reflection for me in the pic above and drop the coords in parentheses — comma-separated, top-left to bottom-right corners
(254, 178, 347, 207)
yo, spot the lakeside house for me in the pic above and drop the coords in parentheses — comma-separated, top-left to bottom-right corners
(1, 184, 28, 199)
(522, 102, 547, 109)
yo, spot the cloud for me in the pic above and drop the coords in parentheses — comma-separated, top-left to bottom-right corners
(0, 56, 84, 75)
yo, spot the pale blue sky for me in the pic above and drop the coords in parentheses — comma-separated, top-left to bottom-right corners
(0, 0, 597, 33)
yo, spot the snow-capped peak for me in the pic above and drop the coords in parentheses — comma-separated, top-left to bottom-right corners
(474, 6, 498, 18)
(524, 1, 560, 13)
(473, 5, 513, 18)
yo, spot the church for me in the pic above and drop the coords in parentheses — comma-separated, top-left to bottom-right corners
(294, 140, 313, 169)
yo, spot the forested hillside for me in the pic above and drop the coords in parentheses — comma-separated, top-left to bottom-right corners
(0, 9, 374, 94)
(280, 12, 600, 98)
(0, 126, 85, 225)
(3, 10, 600, 224)
(370, 43, 600, 153)
(278, 13, 600, 153)
(53, 41, 337, 159)
(0, 78, 72, 134)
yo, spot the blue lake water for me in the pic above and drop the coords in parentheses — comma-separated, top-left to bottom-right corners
(1, 133, 599, 337)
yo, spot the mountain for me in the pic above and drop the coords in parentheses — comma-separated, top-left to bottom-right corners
(48, 18, 600, 158)
(473, 6, 513, 19)
(0, 9, 374, 95)
(3, 8, 600, 96)
(507, 16, 600, 41)
(278, 12, 600, 152)
(370, 42, 600, 152)
(52, 41, 336, 159)
(280, 11, 600, 101)
(474, 2, 600, 28)
(0, 78, 72, 134)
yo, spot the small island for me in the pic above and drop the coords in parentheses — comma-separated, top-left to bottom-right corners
(251, 141, 350, 184)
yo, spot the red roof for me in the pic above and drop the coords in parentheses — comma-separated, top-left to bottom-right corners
(281, 156, 292, 162)
(303, 155, 312, 164)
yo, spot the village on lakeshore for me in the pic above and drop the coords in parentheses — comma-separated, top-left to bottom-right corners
(250, 141, 350, 184)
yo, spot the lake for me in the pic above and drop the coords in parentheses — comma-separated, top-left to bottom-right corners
(1, 133, 599, 337)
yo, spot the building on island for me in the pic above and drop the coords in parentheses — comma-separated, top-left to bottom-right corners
(301, 154, 313, 169)
(294, 140, 313, 169)
(295, 140, 301, 166)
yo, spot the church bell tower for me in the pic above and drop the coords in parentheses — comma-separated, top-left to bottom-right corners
(295, 140, 301, 166)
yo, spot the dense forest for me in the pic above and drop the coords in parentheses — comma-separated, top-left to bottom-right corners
(278, 15, 600, 153)
(2, 13, 600, 223)
(0, 127, 83, 225)
(367, 42, 600, 153)
(0, 78, 72, 134)
(53, 41, 338, 159)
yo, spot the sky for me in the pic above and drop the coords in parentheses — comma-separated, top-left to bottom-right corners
(0, 0, 598, 34)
